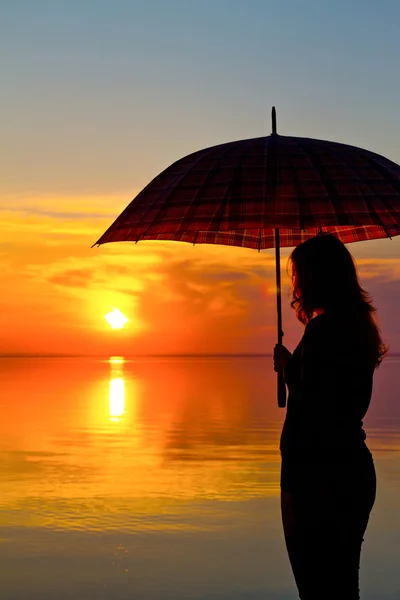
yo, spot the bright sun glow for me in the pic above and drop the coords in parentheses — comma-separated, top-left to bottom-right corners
(105, 309, 128, 329)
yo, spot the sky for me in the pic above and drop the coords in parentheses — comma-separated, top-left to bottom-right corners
(1, 0, 400, 356)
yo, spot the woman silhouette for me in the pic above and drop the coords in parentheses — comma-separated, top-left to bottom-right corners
(273, 233, 387, 600)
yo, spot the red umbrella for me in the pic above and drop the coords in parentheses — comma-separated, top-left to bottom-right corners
(94, 108, 400, 408)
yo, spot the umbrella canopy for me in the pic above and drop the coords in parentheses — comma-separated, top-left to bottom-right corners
(94, 110, 400, 408)
(94, 133, 400, 250)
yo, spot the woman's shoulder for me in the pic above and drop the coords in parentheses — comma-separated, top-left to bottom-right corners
(303, 313, 373, 368)
(305, 312, 347, 331)
(304, 313, 332, 336)
(306, 313, 328, 327)
(303, 313, 346, 354)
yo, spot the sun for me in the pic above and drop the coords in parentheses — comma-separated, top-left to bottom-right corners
(104, 308, 128, 330)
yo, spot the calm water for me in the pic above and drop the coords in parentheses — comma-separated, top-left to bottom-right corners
(0, 356, 399, 600)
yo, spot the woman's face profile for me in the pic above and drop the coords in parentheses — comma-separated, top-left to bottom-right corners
(290, 262, 301, 297)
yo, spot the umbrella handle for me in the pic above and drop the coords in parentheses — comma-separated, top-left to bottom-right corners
(275, 229, 287, 408)
(277, 371, 287, 409)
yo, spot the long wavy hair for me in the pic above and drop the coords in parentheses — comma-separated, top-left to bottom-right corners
(288, 233, 388, 368)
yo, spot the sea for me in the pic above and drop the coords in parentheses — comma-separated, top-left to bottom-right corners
(0, 355, 399, 599)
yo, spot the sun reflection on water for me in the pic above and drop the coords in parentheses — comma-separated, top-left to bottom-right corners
(109, 356, 125, 422)
(109, 378, 125, 421)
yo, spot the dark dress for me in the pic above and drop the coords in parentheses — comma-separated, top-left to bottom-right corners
(280, 313, 377, 600)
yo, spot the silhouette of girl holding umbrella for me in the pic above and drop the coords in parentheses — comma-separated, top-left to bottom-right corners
(274, 233, 386, 599)
(95, 109, 399, 599)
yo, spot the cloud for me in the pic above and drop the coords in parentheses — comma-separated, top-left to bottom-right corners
(1, 202, 400, 354)
(357, 258, 400, 281)
(364, 277, 400, 350)
(48, 268, 95, 289)
(0, 210, 102, 243)
(1, 192, 132, 218)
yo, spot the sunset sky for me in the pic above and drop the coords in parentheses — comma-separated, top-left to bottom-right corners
(1, 0, 400, 356)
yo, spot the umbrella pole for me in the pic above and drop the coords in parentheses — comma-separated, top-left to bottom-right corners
(275, 228, 287, 408)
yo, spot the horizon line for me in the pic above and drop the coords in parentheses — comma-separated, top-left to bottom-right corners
(0, 352, 273, 359)
(1, 352, 400, 359)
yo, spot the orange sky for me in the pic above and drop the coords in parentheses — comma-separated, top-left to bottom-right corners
(1, 192, 399, 356)
(1, 1, 400, 356)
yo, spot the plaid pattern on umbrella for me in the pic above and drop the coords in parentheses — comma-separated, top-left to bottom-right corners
(94, 135, 400, 250)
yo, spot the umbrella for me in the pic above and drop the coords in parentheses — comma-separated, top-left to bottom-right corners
(93, 108, 400, 408)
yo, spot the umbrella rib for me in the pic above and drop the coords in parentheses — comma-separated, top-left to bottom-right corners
(289, 156, 306, 231)
(362, 196, 392, 239)
(179, 140, 243, 235)
(294, 138, 334, 232)
(210, 138, 257, 234)
(357, 153, 400, 239)
(139, 144, 224, 241)
(332, 148, 395, 240)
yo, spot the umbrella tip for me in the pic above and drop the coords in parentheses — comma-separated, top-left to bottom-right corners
(271, 106, 277, 135)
